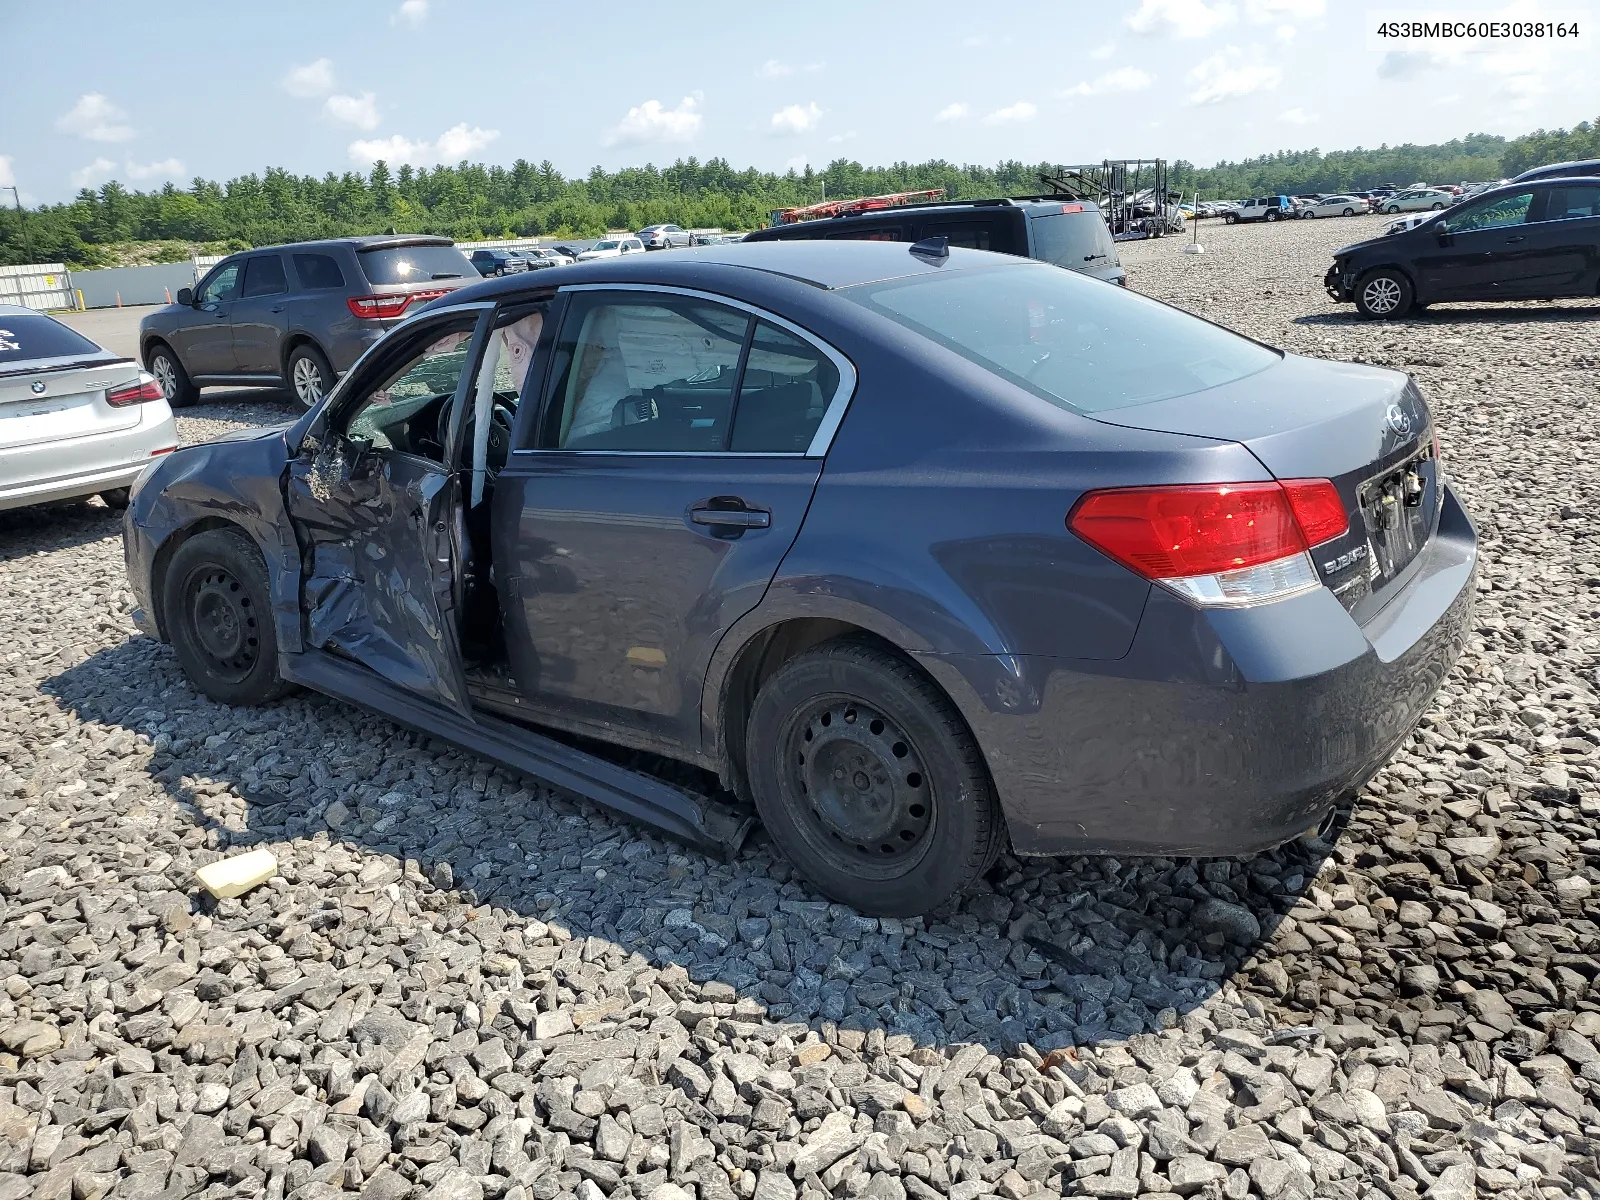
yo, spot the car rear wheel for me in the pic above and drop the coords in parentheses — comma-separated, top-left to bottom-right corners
(287, 344, 333, 411)
(164, 529, 293, 707)
(99, 488, 130, 510)
(148, 343, 198, 408)
(1265, 210, 1279, 222)
(745, 639, 1003, 916)
(1355, 269, 1414, 319)
(1431, 202, 1445, 209)
(1343, 208, 1356, 216)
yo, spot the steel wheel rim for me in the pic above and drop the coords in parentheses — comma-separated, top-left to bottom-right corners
(185, 565, 259, 682)
(782, 696, 936, 880)
(1362, 277, 1402, 314)
(292, 357, 323, 404)
(153, 355, 176, 400)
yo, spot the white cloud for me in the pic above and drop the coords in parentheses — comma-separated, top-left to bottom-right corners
(324, 92, 381, 131)
(435, 123, 500, 159)
(934, 102, 969, 123)
(1186, 46, 1283, 103)
(1377, 50, 1443, 80)
(1090, 41, 1116, 59)
(1278, 107, 1317, 124)
(125, 157, 186, 181)
(759, 60, 792, 78)
(983, 100, 1038, 125)
(770, 102, 823, 135)
(1244, 0, 1323, 19)
(1276, 23, 1297, 40)
(784, 156, 810, 173)
(56, 94, 134, 143)
(348, 123, 500, 167)
(282, 58, 336, 98)
(394, 0, 427, 24)
(826, 130, 857, 144)
(1063, 67, 1154, 97)
(1127, 0, 1237, 38)
(0, 156, 13, 189)
(602, 97, 702, 147)
(70, 157, 116, 189)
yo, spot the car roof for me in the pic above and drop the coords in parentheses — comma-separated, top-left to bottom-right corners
(421, 240, 1021, 310)
(0, 302, 53, 318)
(235, 234, 457, 254)
(1513, 158, 1600, 181)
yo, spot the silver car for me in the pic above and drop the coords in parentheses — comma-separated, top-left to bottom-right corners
(1, 304, 176, 512)
(637, 224, 692, 250)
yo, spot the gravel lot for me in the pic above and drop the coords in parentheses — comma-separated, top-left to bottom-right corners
(2, 215, 1598, 1200)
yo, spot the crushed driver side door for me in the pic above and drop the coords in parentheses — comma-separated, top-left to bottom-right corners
(283, 307, 490, 716)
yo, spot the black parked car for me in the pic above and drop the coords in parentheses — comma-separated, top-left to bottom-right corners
(1510, 158, 1600, 184)
(1325, 177, 1600, 317)
(124, 240, 1475, 915)
(139, 236, 477, 410)
(468, 248, 528, 277)
(744, 197, 1126, 285)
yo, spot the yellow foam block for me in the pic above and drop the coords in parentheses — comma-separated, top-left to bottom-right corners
(195, 849, 279, 899)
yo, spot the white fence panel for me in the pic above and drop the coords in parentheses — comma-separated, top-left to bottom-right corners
(0, 263, 74, 311)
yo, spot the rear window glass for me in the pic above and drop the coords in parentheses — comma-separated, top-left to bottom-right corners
(0, 314, 103, 364)
(357, 244, 475, 284)
(1028, 211, 1117, 270)
(841, 264, 1279, 414)
(293, 253, 346, 290)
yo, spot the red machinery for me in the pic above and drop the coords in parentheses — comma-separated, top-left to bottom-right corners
(773, 188, 946, 225)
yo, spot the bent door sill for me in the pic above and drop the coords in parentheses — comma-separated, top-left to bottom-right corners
(279, 648, 752, 857)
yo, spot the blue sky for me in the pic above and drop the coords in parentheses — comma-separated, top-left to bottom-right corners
(4, 0, 1597, 205)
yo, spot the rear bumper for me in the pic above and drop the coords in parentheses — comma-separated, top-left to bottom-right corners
(923, 483, 1477, 858)
(0, 411, 178, 512)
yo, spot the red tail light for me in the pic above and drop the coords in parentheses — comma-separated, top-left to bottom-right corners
(105, 377, 165, 407)
(1069, 483, 1308, 578)
(346, 289, 451, 320)
(1279, 479, 1349, 546)
(1068, 479, 1349, 607)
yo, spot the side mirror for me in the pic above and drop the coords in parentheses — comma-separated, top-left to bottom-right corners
(176, 287, 193, 306)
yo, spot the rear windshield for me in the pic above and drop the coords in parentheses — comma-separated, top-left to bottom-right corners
(0, 313, 103, 365)
(841, 264, 1279, 414)
(1028, 211, 1118, 270)
(357, 244, 474, 284)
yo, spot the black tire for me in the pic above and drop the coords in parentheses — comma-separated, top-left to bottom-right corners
(1342, 208, 1356, 217)
(1265, 210, 1278, 222)
(99, 488, 130, 510)
(744, 639, 1003, 916)
(163, 528, 293, 706)
(1431, 202, 1445, 209)
(147, 342, 198, 408)
(1301, 210, 1316, 219)
(286, 343, 334, 411)
(1384, 204, 1400, 214)
(1224, 213, 1237, 224)
(1354, 268, 1414, 319)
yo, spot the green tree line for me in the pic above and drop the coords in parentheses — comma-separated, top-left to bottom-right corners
(2, 117, 1596, 268)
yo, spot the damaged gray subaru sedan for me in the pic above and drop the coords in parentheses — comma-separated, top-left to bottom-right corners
(123, 239, 1476, 916)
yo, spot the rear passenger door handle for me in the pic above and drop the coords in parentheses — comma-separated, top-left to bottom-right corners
(689, 505, 770, 529)
(270, 305, 285, 313)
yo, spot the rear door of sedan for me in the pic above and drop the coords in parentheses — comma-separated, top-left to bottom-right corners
(491, 284, 854, 755)
(1499, 182, 1600, 297)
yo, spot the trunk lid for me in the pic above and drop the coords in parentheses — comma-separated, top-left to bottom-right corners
(1091, 353, 1442, 619)
(0, 358, 144, 452)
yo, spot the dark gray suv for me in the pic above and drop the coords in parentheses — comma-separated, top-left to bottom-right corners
(139, 236, 477, 409)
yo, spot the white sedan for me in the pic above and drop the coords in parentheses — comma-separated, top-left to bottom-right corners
(1379, 189, 1453, 213)
(576, 237, 645, 262)
(1299, 195, 1366, 218)
(1, 304, 176, 512)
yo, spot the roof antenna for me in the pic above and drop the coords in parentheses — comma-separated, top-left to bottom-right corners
(909, 236, 949, 262)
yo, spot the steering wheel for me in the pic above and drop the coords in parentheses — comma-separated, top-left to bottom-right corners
(437, 395, 517, 476)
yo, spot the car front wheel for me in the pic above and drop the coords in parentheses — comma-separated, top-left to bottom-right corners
(1224, 213, 1237, 224)
(745, 639, 1004, 916)
(287, 344, 334, 411)
(163, 528, 294, 706)
(1385, 204, 1400, 214)
(1354, 268, 1414, 319)
(1302, 210, 1316, 218)
(148, 343, 198, 408)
